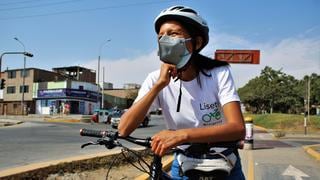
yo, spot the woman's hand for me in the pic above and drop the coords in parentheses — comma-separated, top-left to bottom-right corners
(156, 63, 177, 89)
(151, 129, 187, 156)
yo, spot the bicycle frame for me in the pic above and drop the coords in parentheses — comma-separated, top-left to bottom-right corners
(80, 128, 242, 180)
(80, 128, 171, 180)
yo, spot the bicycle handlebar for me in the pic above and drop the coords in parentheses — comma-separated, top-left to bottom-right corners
(80, 128, 114, 138)
(80, 128, 152, 148)
(80, 128, 243, 149)
(80, 128, 243, 180)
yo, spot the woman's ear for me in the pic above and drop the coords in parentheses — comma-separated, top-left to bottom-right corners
(195, 37, 203, 51)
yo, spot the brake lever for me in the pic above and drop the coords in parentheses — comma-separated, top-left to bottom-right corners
(81, 141, 99, 148)
(97, 138, 118, 149)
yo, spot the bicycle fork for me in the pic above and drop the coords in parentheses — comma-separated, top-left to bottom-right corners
(150, 155, 162, 180)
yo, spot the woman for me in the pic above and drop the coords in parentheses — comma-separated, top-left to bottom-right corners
(119, 5, 245, 179)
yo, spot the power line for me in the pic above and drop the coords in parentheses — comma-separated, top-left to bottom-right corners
(0, 0, 41, 6)
(0, 0, 180, 21)
(0, 0, 85, 11)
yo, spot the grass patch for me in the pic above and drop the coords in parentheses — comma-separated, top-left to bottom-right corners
(243, 113, 320, 133)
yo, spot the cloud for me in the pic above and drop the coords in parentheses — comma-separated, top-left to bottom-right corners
(82, 33, 320, 89)
(204, 32, 320, 88)
(83, 50, 160, 88)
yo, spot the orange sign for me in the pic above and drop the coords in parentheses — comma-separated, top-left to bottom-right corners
(214, 50, 260, 64)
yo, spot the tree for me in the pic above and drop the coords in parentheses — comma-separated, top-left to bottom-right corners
(238, 66, 308, 114)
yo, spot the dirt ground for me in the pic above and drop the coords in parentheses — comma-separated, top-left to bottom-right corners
(46, 155, 172, 180)
(47, 163, 146, 180)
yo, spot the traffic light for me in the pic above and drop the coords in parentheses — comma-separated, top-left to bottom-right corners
(0, 79, 6, 89)
(23, 52, 33, 57)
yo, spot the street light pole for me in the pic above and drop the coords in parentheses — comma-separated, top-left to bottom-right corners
(102, 66, 105, 108)
(14, 37, 27, 115)
(0, 51, 33, 82)
(97, 39, 111, 109)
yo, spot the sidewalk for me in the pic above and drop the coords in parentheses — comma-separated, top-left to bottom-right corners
(254, 125, 320, 161)
(0, 114, 91, 124)
(0, 119, 23, 127)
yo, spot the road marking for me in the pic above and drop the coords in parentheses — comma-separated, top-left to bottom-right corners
(282, 165, 310, 180)
(247, 150, 254, 180)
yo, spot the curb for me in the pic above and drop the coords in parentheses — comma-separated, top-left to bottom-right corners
(253, 125, 269, 132)
(303, 144, 320, 161)
(0, 147, 146, 179)
(255, 125, 320, 162)
(0, 120, 23, 127)
(44, 118, 81, 123)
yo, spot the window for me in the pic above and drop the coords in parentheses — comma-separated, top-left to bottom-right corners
(41, 100, 49, 107)
(7, 71, 16, 79)
(79, 85, 84, 90)
(20, 69, 30, 77)
(7, 86, 16, 94)
(20, 85, 29, 93)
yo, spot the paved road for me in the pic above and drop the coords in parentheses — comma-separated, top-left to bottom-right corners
(1, 116, 319, 180)
(239, 128, 320, 180)
(0, 115, 166, 171)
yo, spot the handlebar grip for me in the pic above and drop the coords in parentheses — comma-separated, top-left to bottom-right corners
(80, 128, 107, 138)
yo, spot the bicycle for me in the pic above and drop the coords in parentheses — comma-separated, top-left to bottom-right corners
(80, 128, 243, 180)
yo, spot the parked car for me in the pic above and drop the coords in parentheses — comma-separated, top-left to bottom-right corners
(141, 113, 151, 127)
(110, 111, 123, 129)
(111, 111, 151, 129)
(91, 109, 112, 124)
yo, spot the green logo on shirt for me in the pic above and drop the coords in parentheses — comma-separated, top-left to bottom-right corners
(200, 102, 222, 125)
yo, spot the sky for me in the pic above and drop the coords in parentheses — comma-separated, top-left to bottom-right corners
(0, 0, 319, 88)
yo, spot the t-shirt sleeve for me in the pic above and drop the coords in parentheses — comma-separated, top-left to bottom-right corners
(215, 66, 240, 106)
(134, 71, 161, 111)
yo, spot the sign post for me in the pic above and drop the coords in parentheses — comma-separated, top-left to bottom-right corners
(215, 49, 260, 150)
(214, 49, 260, 64)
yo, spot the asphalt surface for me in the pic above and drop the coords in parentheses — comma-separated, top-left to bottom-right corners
(0, 115, 319, 179)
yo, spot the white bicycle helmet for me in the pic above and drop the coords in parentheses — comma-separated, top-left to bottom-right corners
(154, 5, 209, 50)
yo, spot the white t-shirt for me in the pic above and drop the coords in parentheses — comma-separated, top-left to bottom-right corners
(135, 65, 240, 130)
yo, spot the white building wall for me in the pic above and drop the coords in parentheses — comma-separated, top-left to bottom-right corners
(0, 90, 3, 99)
(35, 81, 99, 115)
(36, 100, 50, 114)
(71, 81, 98, 92)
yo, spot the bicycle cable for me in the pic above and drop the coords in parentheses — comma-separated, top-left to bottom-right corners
(104, 142, 152, 179)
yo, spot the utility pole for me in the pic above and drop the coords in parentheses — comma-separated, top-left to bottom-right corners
(97, 39, 111, 109)
(97, 55, 101, 108)
(102, 67, 105, 109)
(0, 52, 33, 115)
(307, 76, 311, 134)
(14, 37, 27, 115)
(304, 76, 311, 135)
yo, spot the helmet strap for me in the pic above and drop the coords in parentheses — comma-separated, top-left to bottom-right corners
(176, 80, 182, 112)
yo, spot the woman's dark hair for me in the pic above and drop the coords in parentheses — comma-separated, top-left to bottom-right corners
(191, 53, 229, 88)
(193, 53, 229, 72)
(179, 21, 203, 54)
(180, 20, 229, 87)
(181, 20, 229, 71)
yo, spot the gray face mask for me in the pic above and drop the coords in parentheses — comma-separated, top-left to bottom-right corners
(158, 35, 192, 69)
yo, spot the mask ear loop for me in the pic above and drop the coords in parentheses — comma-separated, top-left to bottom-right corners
(176, 80, 182, 112)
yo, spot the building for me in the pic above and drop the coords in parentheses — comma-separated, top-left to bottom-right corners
(101, 82, 113, 90)
(0, 68, 65, 115)
(0, 65, 143, 115)
(102, 83, 140, 109)
(0, 66, 98, 115)
(52, 66, 96, 83)
(33, 80, 99, 115)
(123, 83, 141, 89)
